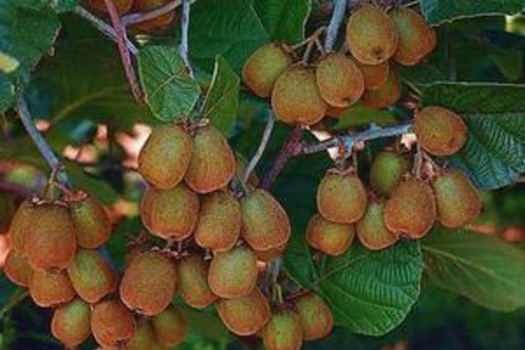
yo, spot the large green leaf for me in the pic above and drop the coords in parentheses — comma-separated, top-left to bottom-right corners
(201, 56, 239, 135)
(138, 46, 200, 122)
(421, 83, 525, 190)
(421, 0, 525, 25)
(422, 227, 525, 312)
(253, 0, 311, 44)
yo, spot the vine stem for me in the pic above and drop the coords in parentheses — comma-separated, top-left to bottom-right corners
(16, 98, 70, 185)
(324, 0, 347, 52)
(180, 0, 194, 78)
(243, 113, 275, 183)
(121, 0, 195, 27)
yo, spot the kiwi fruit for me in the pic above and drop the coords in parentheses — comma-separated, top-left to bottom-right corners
(362, 65, 402, 110)
(432, 169, 482, 228)
(138, 124, 193, 190)
(8, 198, 37, 253)
(272, 65, 327, 125)
(369, 151, 410, 196)
(67, 249, 116, 303)
(325, 105, 347, 119)
(68, 191, 111, 249)
(315, 52, 365, 108)
(295, 293, 333, 341)
(353, 59, 389, 90)
(384, 177, 437, 238)
(356, 198, 398, 250)
(262, 309, 304, 350)
(91, 300, 136, 349)
(151, 304, 188, 347)
(346, 4, 399, 65)
(208, 246, 258, 299)
(4, 249, 32, 287)
(391, 8, 437, 66)
(140, 183, 199, 241)
(306, 214, 355, 256)
(124, 320, 158, 350)
(241, 189, 291, 252)
(414, 106, 467, 156)
(51, 298, 91, 348)
(25, 202, 77, 270)
(242, 43, 292, 98)
(28, 269, 76, 308)
(86, 0, 133, 15)
(317, 169, 368, 224)
(131, 0, 176, 32)
(0, 193, 14, 234)
(194, 190, 241, 252)
(184, 124, 236, 194)
(120, 250, 177, 316)
(216, 288, 271, 336)
(178, 255, 217, 309)
(254, 241, 287, 262)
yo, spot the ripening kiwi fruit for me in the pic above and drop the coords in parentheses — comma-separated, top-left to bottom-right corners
(356, 198, 398, 250)
(241, 189, 291, 252)
(432, 169, 482, 228)
(391, 8, 437, 66)
(362, 65, 402, 110)
(25, 202, 77, 270)
(254, 241, 286, 262)
(132, 0, 176, 32)
(91, 300, 136, 349)
(262, 309, 304, 350)
(295, 293, 333, 341)
(4, 249, 32, 287)
(414, 106, 467, 156)
(178, 255, 217, 309)
(315, 52, 365, 108)
(306, 214, 355, 256)
(242, 43, 292, 98)
(138, 124, 193, 190)
(384, 177, 436, 238)
(0, 193, 14, 234)
(124, 321, 159, 350)
(194, 191, 241, 252)
(216, 288, 271, 336)
(208, 246, 258, 299)
(86, 0, 134, 15)
(353, 59, 389, 90)
(346, 4, 399, 65)
(8, 198, 37, 253)
(67, 249, 116, 303)
(68, 191, 111, 249)
(370, 151, 410, 196)
(51, 299, 91, 348)
(272, 65, 327, 125)
(28, 269, 75, 308)
(140, 183, 199, 240)
(317, 169, 368, 224)
(151, 304, 188, 347)
(184, 124, 236, 194)
(120, 250, 177, 316)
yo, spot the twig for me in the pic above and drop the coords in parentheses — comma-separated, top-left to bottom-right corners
(324, 0, 348, 52)
(179, 0, 194, 78)
(103, 0, 145, 105)
(243, 113, 275, 183)
(16, 98, 69, 185)
(122, 0, 184, 26)
(73, 6, 138, 55)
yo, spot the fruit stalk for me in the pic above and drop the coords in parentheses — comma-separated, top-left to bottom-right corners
(243, 113, 275, 182)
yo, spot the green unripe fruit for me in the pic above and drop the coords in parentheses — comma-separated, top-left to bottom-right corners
(295, 293, 333, 341)
(138, 124, 193, 190)
(8, 198, 37, 253)
(29, 269, 76, 308)
(432, 169, 482, 228)
(91, 300, 136, 349)
(68, 192, 111, 249)
(356, 198, 398, 250)
(208, 246, 258, 299)
(242, 43, 292, 98)
(306, 214, 355, 256)
(51, 299, 91, 348)
(362, 65, 402, 110)
(67, 249, 116, 303)
(262, 310, 303, 350)
(369, 151, 410, 196)
(4, 249, 32, 287)
(178, 255, 217, 309)
(151, 304, 187, 347)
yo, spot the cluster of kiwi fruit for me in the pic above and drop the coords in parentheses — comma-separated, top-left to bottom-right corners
(85, 0, 176, 32)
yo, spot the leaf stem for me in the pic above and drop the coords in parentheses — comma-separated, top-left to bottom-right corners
(243, 113, 275, 183)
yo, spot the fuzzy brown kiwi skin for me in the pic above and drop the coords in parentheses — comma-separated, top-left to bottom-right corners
(356, 196, 398, 251)
(90, 300, 136, 349)
(8, 198, 37, 253)
(4, 249, 33, 287)
(178, 255, 217, 309)
(28, 269, 76, 308)
(51, 298, 91, 348)
(294, 293, 334, 341)
(262, 309, 304, 350)
(151, 304, 188, 347)
(306, 213, 356, 257)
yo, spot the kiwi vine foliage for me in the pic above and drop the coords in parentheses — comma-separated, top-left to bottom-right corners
(0, 0, 525, 349)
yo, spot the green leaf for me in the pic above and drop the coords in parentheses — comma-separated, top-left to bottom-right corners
(421, 83, 525, 190)
(0, 74, 15, 111)
(315, 241, 423, 336)
(331, 104, 397, 130)
(489, 49, 523, 82)
(201, 56, 239, 135)
(138, 45, 200, 122)
(253, 0, 311, 44)
(422, 227, 525, 312)
(421, 0, 525, 25)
